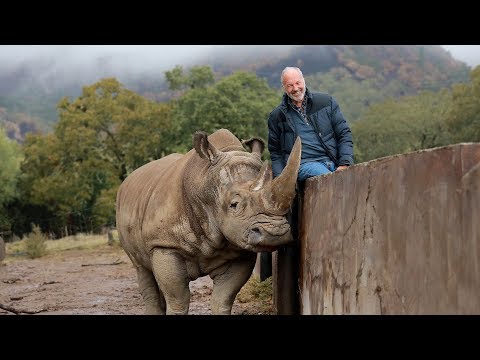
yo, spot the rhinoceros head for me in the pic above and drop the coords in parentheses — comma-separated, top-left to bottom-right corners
(191, 131, 302, 253)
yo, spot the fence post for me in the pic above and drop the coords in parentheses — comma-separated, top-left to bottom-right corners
(272, 185, 302, 315)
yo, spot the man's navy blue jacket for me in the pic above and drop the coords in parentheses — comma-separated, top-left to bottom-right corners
(267, 88, 354, 177)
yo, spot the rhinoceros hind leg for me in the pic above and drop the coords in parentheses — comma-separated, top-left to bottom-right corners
(136, 266, 166, 315)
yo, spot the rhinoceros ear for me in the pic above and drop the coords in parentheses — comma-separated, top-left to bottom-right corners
(193, 131, 221, 163)
(242, 137, 265, 156)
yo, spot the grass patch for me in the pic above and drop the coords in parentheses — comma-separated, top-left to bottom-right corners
(236, 276, 274, 314)
(46, 233, 110, 252)
(25, 225, 48, 258)
(5, 232, 115, 261)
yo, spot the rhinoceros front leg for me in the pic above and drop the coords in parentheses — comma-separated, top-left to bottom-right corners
(210, 254, 256, 315)
(135, 266, 166, 315)
(151, 248, 190, 315)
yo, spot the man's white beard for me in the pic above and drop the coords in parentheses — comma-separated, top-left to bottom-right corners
(288, 88, 305, 103)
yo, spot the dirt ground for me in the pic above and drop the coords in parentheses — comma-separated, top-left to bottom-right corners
(0, 244, 272, 315)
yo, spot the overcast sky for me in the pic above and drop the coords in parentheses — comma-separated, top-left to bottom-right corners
(0, 45, 479, 83)
(0, 45, 219, 73)
(441, 45, 480, 67)
(2, 45, 480, 67)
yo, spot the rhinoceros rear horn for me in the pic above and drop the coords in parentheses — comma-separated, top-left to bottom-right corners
(193, 131, 220, 163)
(262, 136, 302, 214)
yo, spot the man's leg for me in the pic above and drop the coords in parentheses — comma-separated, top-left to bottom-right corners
(297, 161, 332, 181)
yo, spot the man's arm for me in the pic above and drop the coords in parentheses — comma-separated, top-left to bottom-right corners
(330, 97, 354, 166)
(267, 110, 285, 178)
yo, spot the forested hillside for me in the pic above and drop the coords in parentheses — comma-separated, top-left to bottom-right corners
(0, 45, 470, 141)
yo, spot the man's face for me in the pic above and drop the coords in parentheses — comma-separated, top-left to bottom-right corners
(283, 70, 306, 103)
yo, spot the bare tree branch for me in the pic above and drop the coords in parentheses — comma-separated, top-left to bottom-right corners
(81, 258, 124, 267)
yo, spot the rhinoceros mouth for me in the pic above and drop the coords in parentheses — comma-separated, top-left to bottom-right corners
(245, 221, 290, 248)
(252, 221, 290, 236)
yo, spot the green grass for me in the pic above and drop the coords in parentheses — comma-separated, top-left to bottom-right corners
(25, 225, 48, 258)
(236, 276, 274, 313)
(5, 231, 119, 261)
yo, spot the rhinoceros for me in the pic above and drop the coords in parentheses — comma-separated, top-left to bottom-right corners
(116, 129, 301, 314)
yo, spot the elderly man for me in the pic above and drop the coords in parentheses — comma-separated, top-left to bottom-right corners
(267, 66, 353, 181)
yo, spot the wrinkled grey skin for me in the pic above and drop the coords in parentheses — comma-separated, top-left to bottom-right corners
(116, 129, 301, 314)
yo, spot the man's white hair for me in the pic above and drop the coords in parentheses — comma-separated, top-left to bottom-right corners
(281, 67, 304, 86)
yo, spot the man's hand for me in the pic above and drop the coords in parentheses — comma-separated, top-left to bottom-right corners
(336, 165, 348, 171)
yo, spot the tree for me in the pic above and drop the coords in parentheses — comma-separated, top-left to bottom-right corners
(0, 127, 22, 205)
(165, 65, 215, 92)
(164, 65, 187, 91)
(351, 89, 453, 163)
(0, 126, 22, 232)
(170, 70, 279, 153)
(18, 78, 175, 236)
(56, 77, 174, 179)
(188, 66, 215, 89)
(445, 66, 480, 142)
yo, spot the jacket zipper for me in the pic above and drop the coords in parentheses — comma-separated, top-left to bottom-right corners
(281, 108, 339, 166)
(307, 115, 339, 166)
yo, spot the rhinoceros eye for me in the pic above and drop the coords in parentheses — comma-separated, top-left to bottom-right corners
(229, 194, 243, 213)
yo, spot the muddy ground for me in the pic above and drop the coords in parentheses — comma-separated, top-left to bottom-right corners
(0, 244, 273, 315)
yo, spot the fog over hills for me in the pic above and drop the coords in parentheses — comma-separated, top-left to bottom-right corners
(0, 45, 478, 96)
(0, 44, 475, 142)
(0, 45, 221, 93)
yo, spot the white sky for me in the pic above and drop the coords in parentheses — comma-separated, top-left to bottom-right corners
(0, 45, 218, 72)
(441, 45, 480, 67)
(0, 45, 478, 86)
(1, 45, 479, 68)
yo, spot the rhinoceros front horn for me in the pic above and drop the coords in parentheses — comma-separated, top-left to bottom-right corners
(260, 136, 302, 214)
